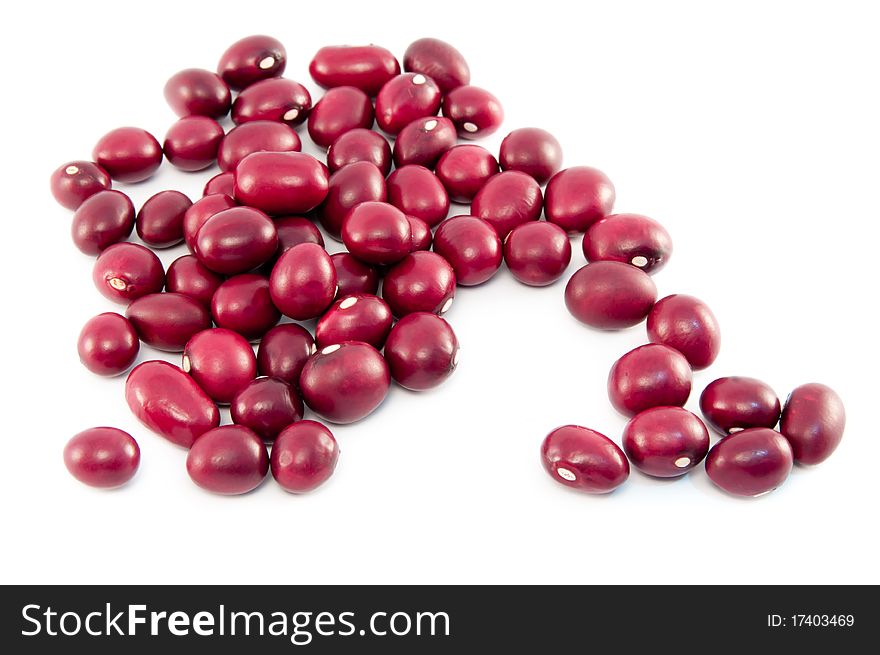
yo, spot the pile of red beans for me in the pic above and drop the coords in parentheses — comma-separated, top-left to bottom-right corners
(53, 35, 845, 498)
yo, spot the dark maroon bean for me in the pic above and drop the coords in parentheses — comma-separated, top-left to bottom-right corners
(300, 341, 390, 424)
(50, 161, 111, 210)
(316, 294, 393, 350)
(307, 86, 374, 147)
(77, 312, 139, 376)
(442, 85, 503, 139)
(393, 116, 456, 168)
(211, 274, 279, 340)
(275, 216, 324, 254)
(186, 425, 269, 495)
(71, 190, 134, 255)
(565, 261, 657, 330)
(182, 328, 257, 404)
(386, 164, 449, 227)
(341, 202, 411, 265)
(125, 360, 220, 448)
(203, 171, 235, 197)
(584, 213, 672, 274)
(470, 170, 542, 239)
(257, 324, 315, 385)
(623, 407, 710, 478)
(433, 215, 502, 286)
(327, 128, 391, 175)
(64, 427, 140, 488)
(126, 292, 212, 352)
(165, 255, 224, 307)
(503, 221, 571, 286)
(384, 312, 459, 390)
(545, 166, 615, 233)
(218, 121, 301, 173)
(183, 194, 237, 251)
(136, 190, 191, 248)
(375, 73, 441, 135)
(194, 206, 278, 275)
(607, 344, 692, 417)
(93, 243, 165, 304)
(407, 215, 432, 252)
(234, 151, 329, 216)
(164, 68, 231, 118)
(383, 251, 456, 317)
(93, 127, 163, 183)
(499, 127, 563, 185)
(705, 428, 794, 497)
(231, 78, 312, 127)
(309, 45, 400, 95)
(435, 144, 499, 203)
(319, 161, 387, 239)
(541, 425, 629, 493)
(231, 377, 304, 441)
(331, 252, 380, 296)
(271, 420, 339, 493)
(403, 38, 470, 94)
(780, 383, 846, 465)
(270, 243, 337, 320)
(218, 34, 286, 91)
(163, 116, 224, 171)
(700, 377, 781, 435)
(647, 294, 720, 369)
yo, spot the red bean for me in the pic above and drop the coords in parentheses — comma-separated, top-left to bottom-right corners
(647, 294, 720, 369)
(470, 170, 542, 239)
(136, 190, 192, 248)
(211, 274, 279, 340)
(780, 383, 845, 465)
(257, 324, 315, 385)
(218, 121, 301, 173)
(165, 255, 224, 307)
(608, 344, 692, 417)
(183, 194, 236, 251)
(50, 161, 110, 210)
(126, 292, 212, 352)
(319, 161, 387, 239)
(93, 127, 163, 183)
(584, 213, 672, 274)
(341, 201, 411, 265)
(331, 252, 380, 296)
(499, 127, 563, 185)
(407, 215, 432, 251)
(203, 171, 235, 197)
(271, 420, 339, 493)
(194, 206, 278, 275)
(232, 78, 312, 126)
(540, 425, 629, 493)
(375, 73, 441, 135)
(433, 215, 502, 286)
(393, 116, 457, 168)
(218, 34, 286, 91)
(270, 243, 337, 320)
(125, 360, 220, 448)
(327, 128, 392, 175)
(300, 341, 390, 424)
(442, 85, 504, 139)
(186, 425, 269, 495)
(274, 216, 324, 254)
(64, 427, 140, 488)
(705, 428, 793, 497)
(182, 328, 257, 404)
(503, 221, 571, 286)
(77, 312, 139, 376)
(699, 377, 781, 435)
(71, 190, 134, 255)
(309, 45, 400, 96)
(231, 377, 304, 441)
(545, 166, 615, 233)
(307, 86, 374, 147)
(93, 243, 165, 304)
(435, 144, 499, 203)
(386, 164, 449, 227)
(164, 68, 231, 118)
(383, 251, 456, 317)
(403, 38, 470, 94)
(316, 294, 393, 350)
(234, 151, 329, 216)
(384, 312, 459, 390)
(565, 261, 657, 330)
(622, 407, 709, 477)
(163, 116, 224, 171)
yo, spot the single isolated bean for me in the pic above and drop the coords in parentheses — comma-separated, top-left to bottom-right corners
(375, 72, 442, 135)
(341, 201, 412, 266)
(382, 251, 456, 318)
(64, 427, 140, 488)
(165, 255, 224, 307)
(183, 194, 237, 251)
(470, 170, 542, 239)
(271, 420, 339, 493)
(503, 221, 571, 286)
(93, 127, 163, 183)
(93, 243, 165, 304)
(71, 190, 134, 255)
(218, 121, 302, 173)
(327, 128, 392, 175)
(203, 171, 235, 197)
(218, 34, 286, 91)
(257, 323, 316, 385)
(234, 151, 329, 216)
(780, 383, 845, 465)
(309, 45, 400, 95)
(270, 243, 337, 320)
(126, 292, 211, 352)
(565, 261, 657, 330)
(435, 144, 499, 203)
(403, 38, 470, 94)
(77, 312, 139, 376)
(182, 328, 257, 404)
(331, 252, 380, 296)
(705, 428, 794, 497)
(232, 78, 312, 126)
(393, 116, 457, 168)
(622, 407, 710, 477)
(408, 215, 432, 252)
(307, 86, 374, 148)
(499, 127, 563, 185)
(232, 377, 304, 441)
(432, 215, 502, 286)
(320, 161, 387, 239)
(211, 274, 280, 340)
(136, 190, 192, 248)
(442, 85, 504, 139)
(316, 294, 393, 350)
(383, 312, 459, 391)
(540, 425, 629, 494)
(584, 213, 672, 274)
(194, 206, 278, 275)
(386, 164, 450, 227)
(164, 68, 231, 118)
(186, 425, 269, 495)
(699, 376, 781, 435)
(647, 294, 721, 370)
(163, 117, 224, 172)
(545, 166, 615, 233)
(607, 344, 693, 417)
(50, 160, 111, 210)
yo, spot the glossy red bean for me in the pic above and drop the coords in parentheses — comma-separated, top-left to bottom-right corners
(607, 344, 692, 417)
(165, 255, 224, 307)
(341, 201, 411, 265)
(383, 312, 459, 390)
(64, 427, 140, 488)
(705, 428, 794, 497)
(93, 127, 163, 183)
(780, 383, 846, 465)
(408, 215, 432, 251)
(503, 221, 571, 286)
(231, 377, 304, 441)
(383, 251, 456, 317)
(136, 190, 191, 248)
(540, 425, 629, 493)
(71, 190, 134, 255)
(164, 68, 231, 118)
(565, 261, 657, 330)
(309, 45, 400, 96)
(433, 215, 502, 286)
(234, 151, 329, 216)
(125, 360, 220, 448)
(386, 164, 449, 227)
(316, 294, 393, 349)
(203, 171, 235, 197)
(126, 292, 211, 352)
(647, 294, 721, 369)
(218, 34, 286, 91)
(470, 170, 542, 239)
(299, 341, 390, 424)
(183, 194, 237, 251)
(435, 145, 499, 203)
(163, 116, 224, 171)
(232, 78, 312, 127)
(270, 243, 337, 320)
(545, 166, 615, 233)
(331, 252, 380, 296)
(307, 86, 374, 147)
(77, 312, 139, 376)
(327, 128, 392, 175)
(186, 425, 269, 495)
(218, 121, 301, 173)
(622, 407, 709, 477)
(271, 420, 339, 493)
(50, 161, 111, 210)
(93, 243, 165, 304)
(275, 216, 324, 254)
(194, 206, 278, 275)
(584, 213, 672, 274)
(442, 85, 504, 139)
(319, 161, 387, 239)
(499, 127, 563, 185)
(393, 116, 457, 168)
(257, 323, 315, 385)
(182, 328, 257, 404)
(211, 274, 279, 340)
(376, 73, 442, 135)
(700, 377, 781, 435)
(403, 38, 470, 95)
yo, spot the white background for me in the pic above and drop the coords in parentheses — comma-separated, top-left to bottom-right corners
(1, 0, 877, 585)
